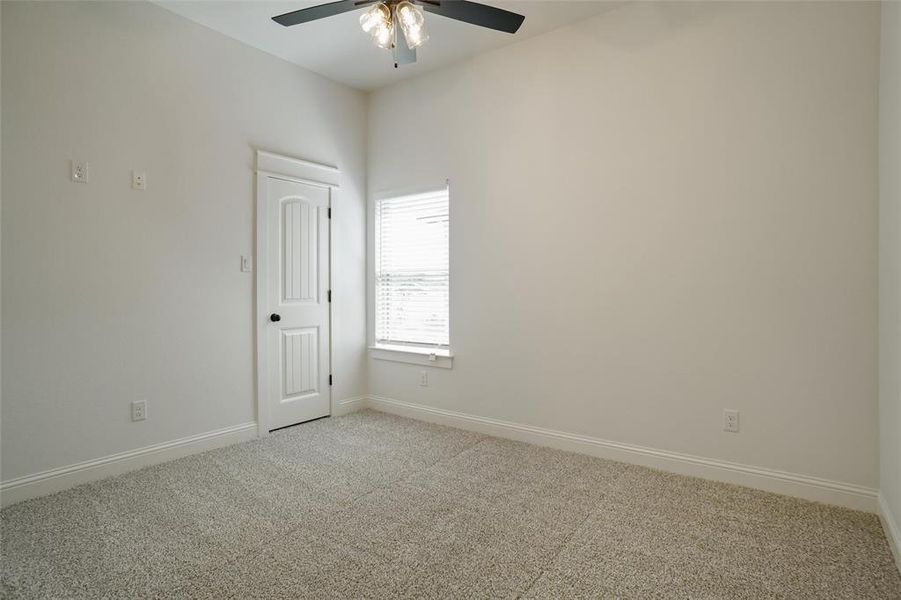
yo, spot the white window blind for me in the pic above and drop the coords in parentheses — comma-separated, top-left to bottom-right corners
(375, 189, 449, 348)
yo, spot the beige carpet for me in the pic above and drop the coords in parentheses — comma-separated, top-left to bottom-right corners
(1, 409, 899, 599)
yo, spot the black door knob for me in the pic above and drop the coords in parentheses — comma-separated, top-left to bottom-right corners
(270, 313, 281, 322)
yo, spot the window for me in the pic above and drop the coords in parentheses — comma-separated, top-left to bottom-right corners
(375, 189, 449, 351)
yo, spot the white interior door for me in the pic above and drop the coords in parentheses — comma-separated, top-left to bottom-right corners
(262, 176, 331, 430)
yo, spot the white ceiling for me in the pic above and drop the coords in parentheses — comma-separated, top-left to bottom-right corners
(155, 1, 620, 91)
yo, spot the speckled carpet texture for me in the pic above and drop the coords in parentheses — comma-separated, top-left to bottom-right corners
(2, 410, 900, 599)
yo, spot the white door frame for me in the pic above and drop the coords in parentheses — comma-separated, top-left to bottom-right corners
(255, 150, 340, 437)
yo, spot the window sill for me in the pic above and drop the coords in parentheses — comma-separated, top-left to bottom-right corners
(368, 344, 454, 369)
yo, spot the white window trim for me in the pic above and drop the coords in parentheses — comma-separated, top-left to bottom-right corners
(369, 343, 453, 368)
(369, 184, 452, 368)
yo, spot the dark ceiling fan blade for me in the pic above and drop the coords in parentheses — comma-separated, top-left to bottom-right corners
(417, 1, 524, 34)
(272, 0, 377, 27)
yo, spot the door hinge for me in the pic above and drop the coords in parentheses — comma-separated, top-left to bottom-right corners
(329, 374, 333, 386)
(327, 207, 331, 219)
(328, 290, 332, 303)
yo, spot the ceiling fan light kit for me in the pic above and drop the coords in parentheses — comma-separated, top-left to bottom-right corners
(273, 0, 525, 67)
(359, 1, 428, 52)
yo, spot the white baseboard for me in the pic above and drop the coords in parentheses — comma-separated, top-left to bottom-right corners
(333, 395, 367, 416)
(0, 422, 258, 508)
(879, 494, 901, 571)
(365, 395, 878, 513)
(1, 398, 881, 516)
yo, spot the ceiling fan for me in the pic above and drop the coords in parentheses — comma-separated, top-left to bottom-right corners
(272, 0, 525, 67)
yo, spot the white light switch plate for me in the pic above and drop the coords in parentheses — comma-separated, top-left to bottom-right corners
(241, 255, 253, 272)
(132, 171, 146, 190)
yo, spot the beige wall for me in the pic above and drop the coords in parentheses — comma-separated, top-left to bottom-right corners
(1, 2, 3, 463)
(0, 1, 368, 481)
(880, 0, 901, 541)
(1, 0, 885, 501)
(368, 1, 880, 487)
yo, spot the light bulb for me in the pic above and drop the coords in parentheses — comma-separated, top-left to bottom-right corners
(395, 1, 428, 49)
(360, 3, 390, 34)
(396, 1, 423, 29)
(403, 23, 428, 49)
(372, 21, 395, 49)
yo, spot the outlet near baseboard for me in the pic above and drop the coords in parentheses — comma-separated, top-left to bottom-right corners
(723, 409, 739, 433)
(131, 400, 147, 422)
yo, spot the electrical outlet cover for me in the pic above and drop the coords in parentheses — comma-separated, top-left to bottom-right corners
(71, 160, 89, 183)
(131, 400, 147, 422)
(723, 409, 739, 433)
